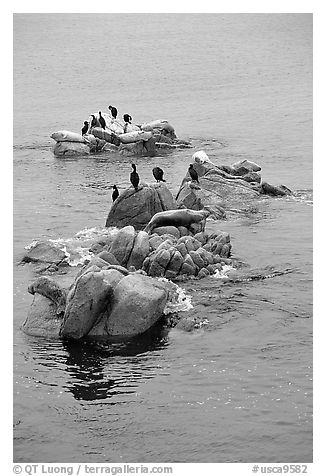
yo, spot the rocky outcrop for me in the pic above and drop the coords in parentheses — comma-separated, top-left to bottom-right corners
(143, 231, 231, 279)
(22, 294, 63, 338)
(89, 274, 168, 338)
(105, 183, 177, 230)
(22, 241, 68, 266)
(176, 155, 292, 211)
(24, 265, 169, 340)
(51, 119, 191, 157)
(176, 160, 261, 211)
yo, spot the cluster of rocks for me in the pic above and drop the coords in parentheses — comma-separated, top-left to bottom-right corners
(23, 148, 294, 340)
(143, 231, 231, 280)
(176, 156, 292, 212)
(23, 265, 172, 340)
(51, 119, 191, 157)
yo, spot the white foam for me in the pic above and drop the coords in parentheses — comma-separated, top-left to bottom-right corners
(212, 264, 236, 279)
(159, 278, 193, 314)
(25, 226, 120, 267)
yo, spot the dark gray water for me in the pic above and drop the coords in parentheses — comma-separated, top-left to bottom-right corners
(13, 13, 312, 463)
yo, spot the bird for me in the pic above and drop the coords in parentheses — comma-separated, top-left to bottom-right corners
(130, 163, 140, 190)
(188, 164, 199, 183)
(98, 111, 106, 129)
(152, 166, 166, 183)
(112, 185, 119, 202)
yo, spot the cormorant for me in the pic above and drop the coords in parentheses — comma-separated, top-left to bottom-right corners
(123, 114, 132, 123)
(188, 164, 199, 183)
(112, 185, 119, 202)
(98, 111, 106, 129)
(152, 166, 166, 182)
(81, 121, 89, 135)
(108, 105, 118, 119)
(130, 163, 140, 190)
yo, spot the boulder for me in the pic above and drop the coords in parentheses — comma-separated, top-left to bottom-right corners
(152, 226, 180, 239)
(104, 274, 168, 338)
(127, 231, 150, 269)
(22, 241, 67, 265)
(52, 141, 91, 156)
(109, 226, 136, 267)
(22, 295, 62, 338)
(105, 183, 177, 230)
(260, 182, 292, 196)
(61, 269, 124, 339)
(176, 161, 260, 211)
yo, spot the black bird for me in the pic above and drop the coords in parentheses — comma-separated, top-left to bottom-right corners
(98, 111, 106, 129)
(112, 185, 119, 202)
(152, 166, 166, 183)
(188, 164, 199, 183)
(108, 105, 118, 119)
(81, 121, 89, 135)
(130, 163, 140, 190)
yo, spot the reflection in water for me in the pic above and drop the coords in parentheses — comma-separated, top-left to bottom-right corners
(27, 323, 170, 402)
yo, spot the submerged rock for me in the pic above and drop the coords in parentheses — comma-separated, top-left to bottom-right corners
(22, 241, 67, 265)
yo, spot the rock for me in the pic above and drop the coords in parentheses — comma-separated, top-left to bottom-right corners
(220, 244, 231, 257)
(207, 264, 216, 274)
(76, 257, 110, 278)
(242, 172, 261, 183)
(127, 231, 150, 269)
(105, 274, 168, 338)
(197, 268, 210, 279)
(22, 295, 62, 338)
(149, 234, 164, 250)
(175, 242, 188, 258)
(175, 316, 197, 331)
(152, 226, 180, 239)
(28, 276, 67, 315)
(89, 242, 104, 254)
(194, 232, 208, 245)
(53, 141, 91, 156)
(260, 182, 292, 196)
(97, 250, 120, 265)
(22, 241, 67, 265)
(148, 260, 166, 277)
(61, 269, 124, 339)
(109, 226, 136, 266)
(176, 161, 260, 211)
(232, 159, 261, 173)
(178, 226, 189, 237)
(153, 249, 171, 270)
(189, 250, 205, 269)
(105, 183, 177, 230)
(166, 250, 184, 274)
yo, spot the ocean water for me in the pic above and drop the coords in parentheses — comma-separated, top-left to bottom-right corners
(13, 13, 313, 463)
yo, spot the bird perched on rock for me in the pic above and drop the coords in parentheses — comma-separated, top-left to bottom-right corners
(188, 164, 199, 183)
(152, 166, 166, 183)
(98, 111, 106, 129)
(112, 185, 119, 202)
(130, 163, 140, 190)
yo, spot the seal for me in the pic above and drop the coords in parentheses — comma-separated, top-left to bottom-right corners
(144, 209, 210, 234)
(28, 276, 67, 316)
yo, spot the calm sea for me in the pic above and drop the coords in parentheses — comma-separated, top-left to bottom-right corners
(13, 13, 312, 463)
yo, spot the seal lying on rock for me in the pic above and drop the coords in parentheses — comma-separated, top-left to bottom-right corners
(144, 209, 210, 234)
(28, 276, 67, 316)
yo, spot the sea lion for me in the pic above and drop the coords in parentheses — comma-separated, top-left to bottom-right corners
(144, 209, 210, 234)
(28, 276, 67, 316)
